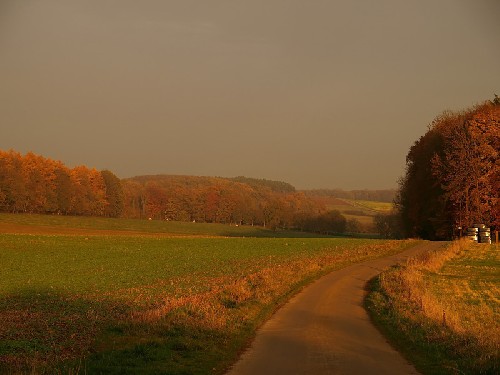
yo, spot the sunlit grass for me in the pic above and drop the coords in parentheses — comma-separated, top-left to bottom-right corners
(366, 240, 499, 374)
(427, 244, 499, 311)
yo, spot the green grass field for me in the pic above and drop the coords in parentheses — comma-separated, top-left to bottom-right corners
(0, 212, 323, 238)
(0, 213, 415, 374)
(366, 240, 499, 374)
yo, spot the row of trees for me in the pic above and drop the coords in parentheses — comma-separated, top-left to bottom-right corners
(397, 99, 499, 239)
(0, 150, 123, 217)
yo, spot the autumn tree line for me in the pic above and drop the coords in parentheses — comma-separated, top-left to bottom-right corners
(122, 175, 344, 231)
(396, 98, 499, 239)
(0, 150, 123, 217)
(0, 150, 358, 233)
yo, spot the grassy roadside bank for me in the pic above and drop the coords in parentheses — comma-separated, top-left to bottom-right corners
(365, 240, 499, 374)
(0, 220, 417, 374)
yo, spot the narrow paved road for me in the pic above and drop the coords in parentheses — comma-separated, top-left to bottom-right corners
(227, 241, 445, 375)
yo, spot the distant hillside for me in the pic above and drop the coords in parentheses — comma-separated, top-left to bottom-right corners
(229, 176, 296, 193)
(126, 174, 220, 189)
(302, 189, 396, 203)
(126, 174, 295, 193)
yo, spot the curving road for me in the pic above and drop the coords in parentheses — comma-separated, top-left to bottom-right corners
(227, 241, 445, 375)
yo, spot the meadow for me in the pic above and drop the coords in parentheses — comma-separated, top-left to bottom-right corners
(0, 214, 414, 374)
(366, 240, 499, 374)
(0, 213, 320, 238)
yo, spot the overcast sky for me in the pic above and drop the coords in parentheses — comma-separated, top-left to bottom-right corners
(1, 1, 499, 189)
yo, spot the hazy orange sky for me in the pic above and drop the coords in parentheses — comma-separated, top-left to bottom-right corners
(1, 1, 499, 189)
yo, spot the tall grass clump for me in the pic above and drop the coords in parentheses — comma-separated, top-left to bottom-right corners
(366, 240, 499, 374)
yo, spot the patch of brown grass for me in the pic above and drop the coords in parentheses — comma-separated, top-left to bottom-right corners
(130, 241, 413, 337)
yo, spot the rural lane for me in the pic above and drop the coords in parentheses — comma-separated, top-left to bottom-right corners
(227, 241, 446, 375)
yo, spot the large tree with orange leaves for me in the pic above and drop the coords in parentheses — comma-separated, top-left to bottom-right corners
(397, 100, 499, 239)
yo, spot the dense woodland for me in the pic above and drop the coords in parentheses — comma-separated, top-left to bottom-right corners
(0, 150, 361, 233)
(121, 174, 327, 230)
(397, 98, 500, 239)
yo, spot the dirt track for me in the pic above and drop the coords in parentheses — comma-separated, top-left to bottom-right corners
(227, 241, 445, 375)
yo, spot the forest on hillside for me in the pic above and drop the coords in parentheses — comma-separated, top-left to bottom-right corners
(397, 98, 499, 239)
(121, 174, 324, 229)
(303, 189, 396, 203)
